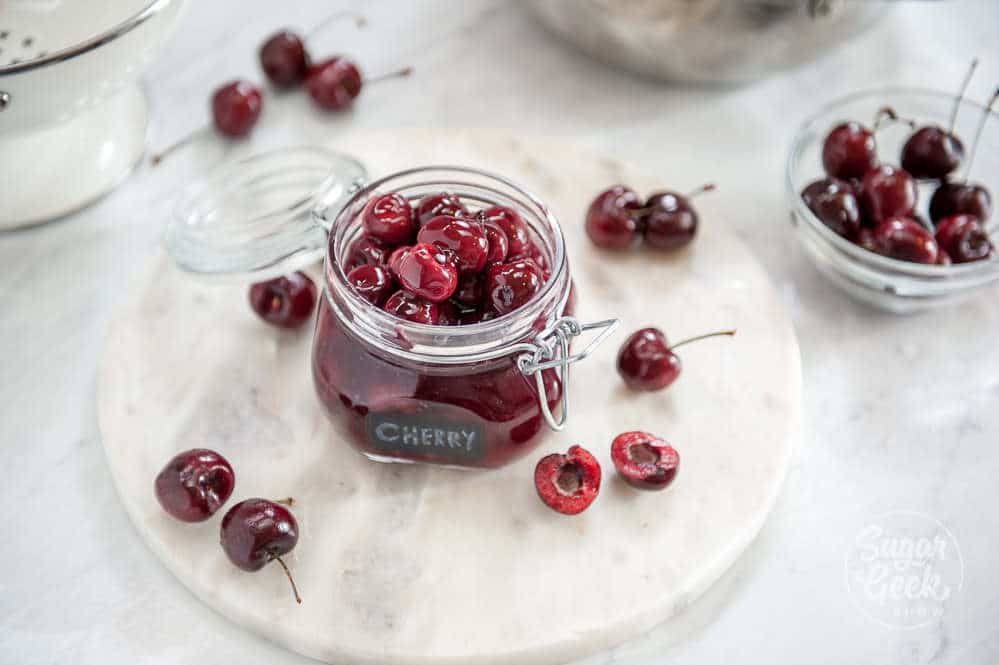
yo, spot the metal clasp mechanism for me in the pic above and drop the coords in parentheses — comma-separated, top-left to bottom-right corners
(517, 316, 620, 432)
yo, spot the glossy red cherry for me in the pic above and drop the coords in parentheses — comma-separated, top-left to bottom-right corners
(415, 192, 468, 226)
(154, 449, 235, 522)
(481, 206, 530, 256)
(534, 445, 601, 515)
(585, 186, 642, 249)
(934, 215, 994, 263)
(343, 235, 390, 271)
(248, 272, 317, 328)
(212, 80, 263, 137)
(872, 217, 939, 264)
(220, 498, 301, 604)
(383, 290, 439, 324)
(259, 31, 309, 88)
(618, 327, 734, 392)
(362, 193, 416, 245)
(481, 218, 510, 264)
(484, 259, 545, 316)
(860, 165, 917, 224)
(610, 432, 680, 490)
(347, 264, 395, 305)
(822, 121, 877, 179)
(392, 243, 458, 302)
(306, 57, 362, 110)
(801, 177, 863, 237)
(642, 192, 695, 249)
(452, 274, 484, 308)
(417, 215, 489, 275)
(901, 126, 964, 179)
(929, 182, 992, 223)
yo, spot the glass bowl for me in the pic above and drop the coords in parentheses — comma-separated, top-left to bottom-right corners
(786, 87, 999, 313)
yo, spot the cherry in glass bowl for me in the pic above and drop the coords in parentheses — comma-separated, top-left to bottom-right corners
(787, 87, 999, 313)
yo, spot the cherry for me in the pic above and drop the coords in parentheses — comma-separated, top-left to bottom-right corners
(220, 498, 301, 604)
(641, 184, 714, 249)
(871, 217, 939, 264)
(617, 327, 735, 392)
(822, 121, 877, 180)
(212, 80, 263, 137)
(480, 218, 510, 264)
(248, 272, 318, 329)
(417, 215, 489, 274)
(584, 185, 642, 249)
(362, 192, 416, 245)
(437, 300, 462, 326)
(481, 206, 530, 257)
(854, 227, 878, 253)
(929, 182, 992, 223)
(484, 259, 545, 316)
(306, 58, 411, 111)
(610, 432, 680, 490)
(901, 60, 977, 179)
(416, 193, 468, 227)
(534, 445, 601, 515)
(452, 274, 484, 308)
(801, 177, 862, 237)
(154, 449, 235, 522)
(860, 165, 917, 224)
(259, 31, 309, 88)
(392, 243, 458, 302)
(343, 235, 390, 271)
(934, 215, 994, 263)
(937, 249, 953, 266)
(347, 264, 395, 305)
(383, 290, 439, 324)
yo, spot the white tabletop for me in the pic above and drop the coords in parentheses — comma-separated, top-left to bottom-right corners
(2, 2, 998, 664)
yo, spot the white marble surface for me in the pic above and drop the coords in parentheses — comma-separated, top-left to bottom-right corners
(97, 130, 799, 665)
(2, 1, 999, 664)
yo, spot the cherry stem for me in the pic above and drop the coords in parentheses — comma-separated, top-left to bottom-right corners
(668, 329, 736, 352)
(269, 554, 302, 604)
(366, 66, 413, 85)
(948, 58, 978, 133)
(873, 106, 916, 131)
(686, 183, 716, 199)
(150, 125, 211, 167)
(275, 497, 296, 506)
(306, 10, 366, 39)
(964, 86, 999, 180)
(628, 184, 716, 215)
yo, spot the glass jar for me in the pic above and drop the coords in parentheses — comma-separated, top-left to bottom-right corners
(165, 150, 617, 469)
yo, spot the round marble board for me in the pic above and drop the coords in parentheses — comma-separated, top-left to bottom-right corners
(98, 129, 801, 665)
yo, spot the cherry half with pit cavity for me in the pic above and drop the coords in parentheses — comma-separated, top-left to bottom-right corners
(220, 498, 302, 604)
(534, 445, 602, 515)
(248, 272, 318, 329)
(155, 449, 235, 522)
(610, 432, 680, 490)
(617, 327, 735, 392)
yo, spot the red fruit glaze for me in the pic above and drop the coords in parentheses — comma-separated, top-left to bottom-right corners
(860, 165, 917, 224)
(822, 121, 877, 179)
(534, 445, 602, 515)
(306, 57, 362, 110)
(485, 259, 545, 316)
(363, 193, 416, 245)
(154, 449, 235, 522)
(344, 235, 389, 271)
(611, 432, 680, 490)
(934, 214, 994, 263)
(416, 193, 468, 226)
(212, 81, 263, 137)
(392, 243, 458, 302)
(482, 206, 530, 256)
(585, 186, 642, 249)
(347, 264, 395, 305)
(383, 290, 439, 324)
(617, 327, 679, 391)
(417, 215, 489, 274)
(872, 217, 939, 264)
(248, 272, 318, 328)
(259, 31, 309, 88)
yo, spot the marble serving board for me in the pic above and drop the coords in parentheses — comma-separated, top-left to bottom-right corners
(97, 130, 801, 665)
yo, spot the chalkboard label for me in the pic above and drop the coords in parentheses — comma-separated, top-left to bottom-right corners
(365, 411, 486, 461)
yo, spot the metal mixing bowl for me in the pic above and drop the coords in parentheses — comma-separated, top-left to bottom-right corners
(524, 0, 892, 83)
